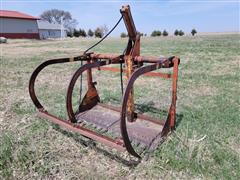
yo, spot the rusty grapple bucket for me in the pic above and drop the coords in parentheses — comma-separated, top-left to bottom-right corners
(29, 5, 180, 159)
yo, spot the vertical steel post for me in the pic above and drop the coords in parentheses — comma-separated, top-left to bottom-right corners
(86, 59, 93, 88)
(125, 55, 135, 122)
(170, 58, 179, 128)
(121, 5, 139, 122)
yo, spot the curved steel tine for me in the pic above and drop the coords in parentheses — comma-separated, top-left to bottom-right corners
(120, 63, 158, 159)
(29, 55, 90, 111)
(66, 61, 107, 123)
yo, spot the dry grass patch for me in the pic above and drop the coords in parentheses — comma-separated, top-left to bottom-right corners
(1, 35, 239, 179)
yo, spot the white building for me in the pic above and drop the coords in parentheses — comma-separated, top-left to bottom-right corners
(0, 10, 40, 39)
(37, 20, 66, 39)
(0, 10, 67, 39)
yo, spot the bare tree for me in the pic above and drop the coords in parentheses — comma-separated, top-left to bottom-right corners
(101, 24, 108, 36)
(40, 9, 78, 31)
(94, 25, 109, 38)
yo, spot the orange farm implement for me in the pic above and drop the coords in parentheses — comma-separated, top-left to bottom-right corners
(29, 5, 180, 159)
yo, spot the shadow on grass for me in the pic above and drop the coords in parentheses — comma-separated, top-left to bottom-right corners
(135, 103, 183, 128)
(51, 123, 141, 167)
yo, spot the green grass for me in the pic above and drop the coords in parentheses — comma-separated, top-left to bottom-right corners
(0, 34, 239, 179)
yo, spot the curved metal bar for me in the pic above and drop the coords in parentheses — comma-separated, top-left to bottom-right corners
(29, 55, 90, 110)
(120, 63, 158, 158)
(120, 57, 179, 158)
(66, 61, 107, 123)
(29, 58, 72, 110)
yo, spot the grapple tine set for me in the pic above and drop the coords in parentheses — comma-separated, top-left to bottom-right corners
(29, 5, 180, 159)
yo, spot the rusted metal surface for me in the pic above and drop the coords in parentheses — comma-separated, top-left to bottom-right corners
(76, 105, 163, 147)
(78, 84, 100, 113)
(109, 119, 163, 147)
(86, 59, 93, 88)
(90, 53, 122, 62)
(170, 58, 179, 128)
(120, 5, 137, 41)
(29, 55, 91, 110)
(125, 55, 135, 122)
(161, 57, 180, 136)
(29, 5, 180, 159)
(76, 105, 120, 130)
(120, 63, 165, 158)
(98, 103, 165, 126)
(144, 72, 172, 78)
(77, 59, 100, 113)
(89, 53, 177, 66)
(123, 7, 141, 122)
(97, 67, 172, 78)
(37, 110, 125, 151)
(66, 60, 108, 123)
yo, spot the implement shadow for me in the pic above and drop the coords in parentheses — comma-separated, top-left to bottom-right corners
(51, 123, 141, 167)
(135, 103, 183, 128)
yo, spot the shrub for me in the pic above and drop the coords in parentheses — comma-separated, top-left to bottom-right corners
(174, 29, 179, 36)
(94, 27, 104, 38)
(191, 29, 197, 36)
(66, 31, 73, 38)
(120, 32, 127, 38)
(87, 29, 94, 37)
(178, 30, 184, 36)
(73, 29, 80, 37)
(79, 29, 87, 37)
(162, 30, 168, 36)
(151, 30, 161, 37)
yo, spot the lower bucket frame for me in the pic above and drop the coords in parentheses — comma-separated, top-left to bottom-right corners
(29, 55, 179, 159)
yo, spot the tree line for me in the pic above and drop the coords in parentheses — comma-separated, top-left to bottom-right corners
(150, 29, 197, 37)
(66, 28, 197, 38)
(67, 26, 108, 38)
(120, 29, 197, 38)
(40, 9, 198, 38)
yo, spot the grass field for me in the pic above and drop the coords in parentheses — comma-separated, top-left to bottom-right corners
(0, 34, 239, 179)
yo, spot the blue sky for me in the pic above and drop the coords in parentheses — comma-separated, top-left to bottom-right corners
(1, 0, 239, 36)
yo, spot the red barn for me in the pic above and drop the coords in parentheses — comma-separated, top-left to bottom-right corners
(0, 10, 40, 39)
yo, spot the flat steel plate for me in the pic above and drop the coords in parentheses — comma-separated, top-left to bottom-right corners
(76, 105, 120, 130)
(109, 119, 163, 146)
(75, 105, 163, 147)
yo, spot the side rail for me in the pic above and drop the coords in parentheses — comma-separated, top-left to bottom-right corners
(120, 57, 180, 158)
(95, 55, 177, 78)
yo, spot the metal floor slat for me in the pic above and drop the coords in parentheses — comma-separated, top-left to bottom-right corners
(75, 105, 163, 147)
